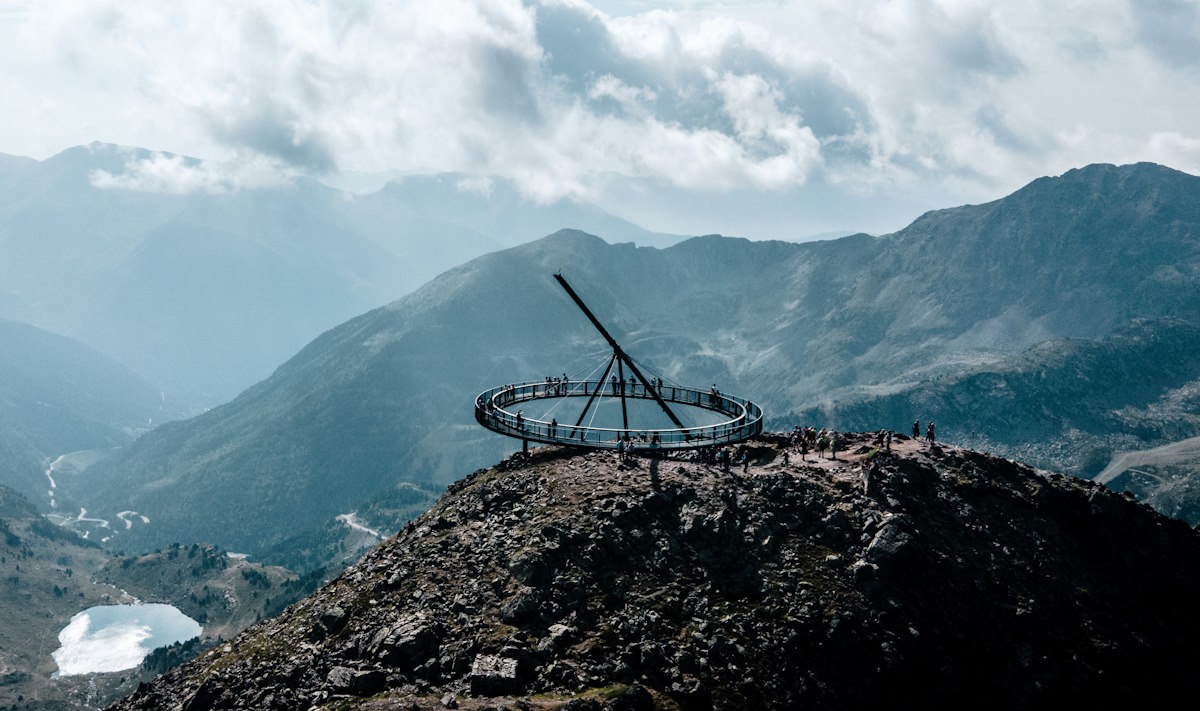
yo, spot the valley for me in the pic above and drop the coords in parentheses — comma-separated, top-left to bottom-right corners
(0, 485, 317, 709)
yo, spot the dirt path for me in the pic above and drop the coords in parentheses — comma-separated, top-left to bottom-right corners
(1093, 435, 1200, 485)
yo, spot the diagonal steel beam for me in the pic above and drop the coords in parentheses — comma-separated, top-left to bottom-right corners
(554, 273, 686, 431)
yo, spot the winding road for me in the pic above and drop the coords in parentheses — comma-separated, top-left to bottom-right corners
(1093, 435, 1200, 485)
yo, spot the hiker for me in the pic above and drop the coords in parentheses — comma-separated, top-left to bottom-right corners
(830, 432, 840, 460)
(618, 439, 626, 460)
(913, 420, 920, 439)
(927, 421, 936, 444)
(885, 430, 892, 452)
(816, 434, 828, 458)
(800, 436, 809, 461)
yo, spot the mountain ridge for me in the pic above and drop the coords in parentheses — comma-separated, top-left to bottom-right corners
(75, 161, 1200, 562)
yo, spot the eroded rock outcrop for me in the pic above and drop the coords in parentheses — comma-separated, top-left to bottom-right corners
(110, 434, 1200, 710)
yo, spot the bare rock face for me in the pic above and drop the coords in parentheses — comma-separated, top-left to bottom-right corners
(109, 435, 1200, 710)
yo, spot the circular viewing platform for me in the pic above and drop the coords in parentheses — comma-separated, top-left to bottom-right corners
(475, 379, 763, 451)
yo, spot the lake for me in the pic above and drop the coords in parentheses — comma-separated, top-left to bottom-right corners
(52, 603, 202, 677)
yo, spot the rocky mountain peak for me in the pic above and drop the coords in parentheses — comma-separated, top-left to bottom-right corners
(111, 434, 1200, 710)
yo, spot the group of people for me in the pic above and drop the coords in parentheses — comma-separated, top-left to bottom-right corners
(538, 373, 570, 397)
(609, 374, 668, 396)
(912, 419, 935, 443)
(616, 431, 663, 462)
(786, 425, 844, 460)
(697, 443, 751, 472)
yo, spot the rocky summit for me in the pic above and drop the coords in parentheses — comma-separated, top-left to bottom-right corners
(111, 435, 1200, 710)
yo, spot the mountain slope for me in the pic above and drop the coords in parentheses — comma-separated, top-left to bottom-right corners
(81, 162, 1200, 559)
(0, 319, 164, 507)
(0, 144, 679, 406)
(109, 437, 1200, 710)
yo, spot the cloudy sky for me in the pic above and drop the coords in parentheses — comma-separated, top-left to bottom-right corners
(3, 0, 1199, 238)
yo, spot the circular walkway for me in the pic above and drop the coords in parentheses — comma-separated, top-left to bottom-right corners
(475, 379, 763, 451)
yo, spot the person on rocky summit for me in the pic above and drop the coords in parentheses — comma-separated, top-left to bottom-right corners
(927, 421, 936, 444)
(913, 420, 920, 439)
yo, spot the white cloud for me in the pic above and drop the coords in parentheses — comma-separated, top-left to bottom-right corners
(3, 0, 1200, 228)
(89, 153, 294, 194)
(1147, 131, 1200, 175)
(587, 74, 657, 113)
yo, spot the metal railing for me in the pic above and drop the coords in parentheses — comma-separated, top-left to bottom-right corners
(474, 379, 763, 450)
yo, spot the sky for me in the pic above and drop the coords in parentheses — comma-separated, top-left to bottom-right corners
(3, 0, 1199, 238)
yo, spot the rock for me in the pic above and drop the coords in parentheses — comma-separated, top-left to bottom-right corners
(325, 666, 355, 692)
(509, 550, 551, 585)
(863, 515, 914, 569)
(319, 604, 348, 633)
(469, 654, 521, 696)
(500, 588, 539, 623)
(366, 614, 438, 667)
(440, 691, 459, 708)
(609, 682, 656, 711)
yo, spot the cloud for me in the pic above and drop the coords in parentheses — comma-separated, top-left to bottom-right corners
(4, 0, 1200, 229)
(1131, 0, 1200, 70)
(89, 152, 293, 194)
(1147, 131, 1200, 175)
(205, 101, 339, 174)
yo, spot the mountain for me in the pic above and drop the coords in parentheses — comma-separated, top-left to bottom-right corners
(0, 143, 679, 407)
(108, 437, 1200, 709)
(0, 319, 165, 508)
(72, 162, 1200, 562)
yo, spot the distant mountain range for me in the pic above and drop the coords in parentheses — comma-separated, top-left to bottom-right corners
(73, 162, 1200, 564)
(0, 143, 679, 407)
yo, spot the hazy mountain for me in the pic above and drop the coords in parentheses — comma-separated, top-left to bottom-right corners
(0, 319, 165, 507)
(74, 162, 1200, 562)
(0, 143, 680, 407)
(110, 438, 1200, 709)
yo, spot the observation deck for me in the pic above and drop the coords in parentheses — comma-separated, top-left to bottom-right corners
(475, 379, 763, 450)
